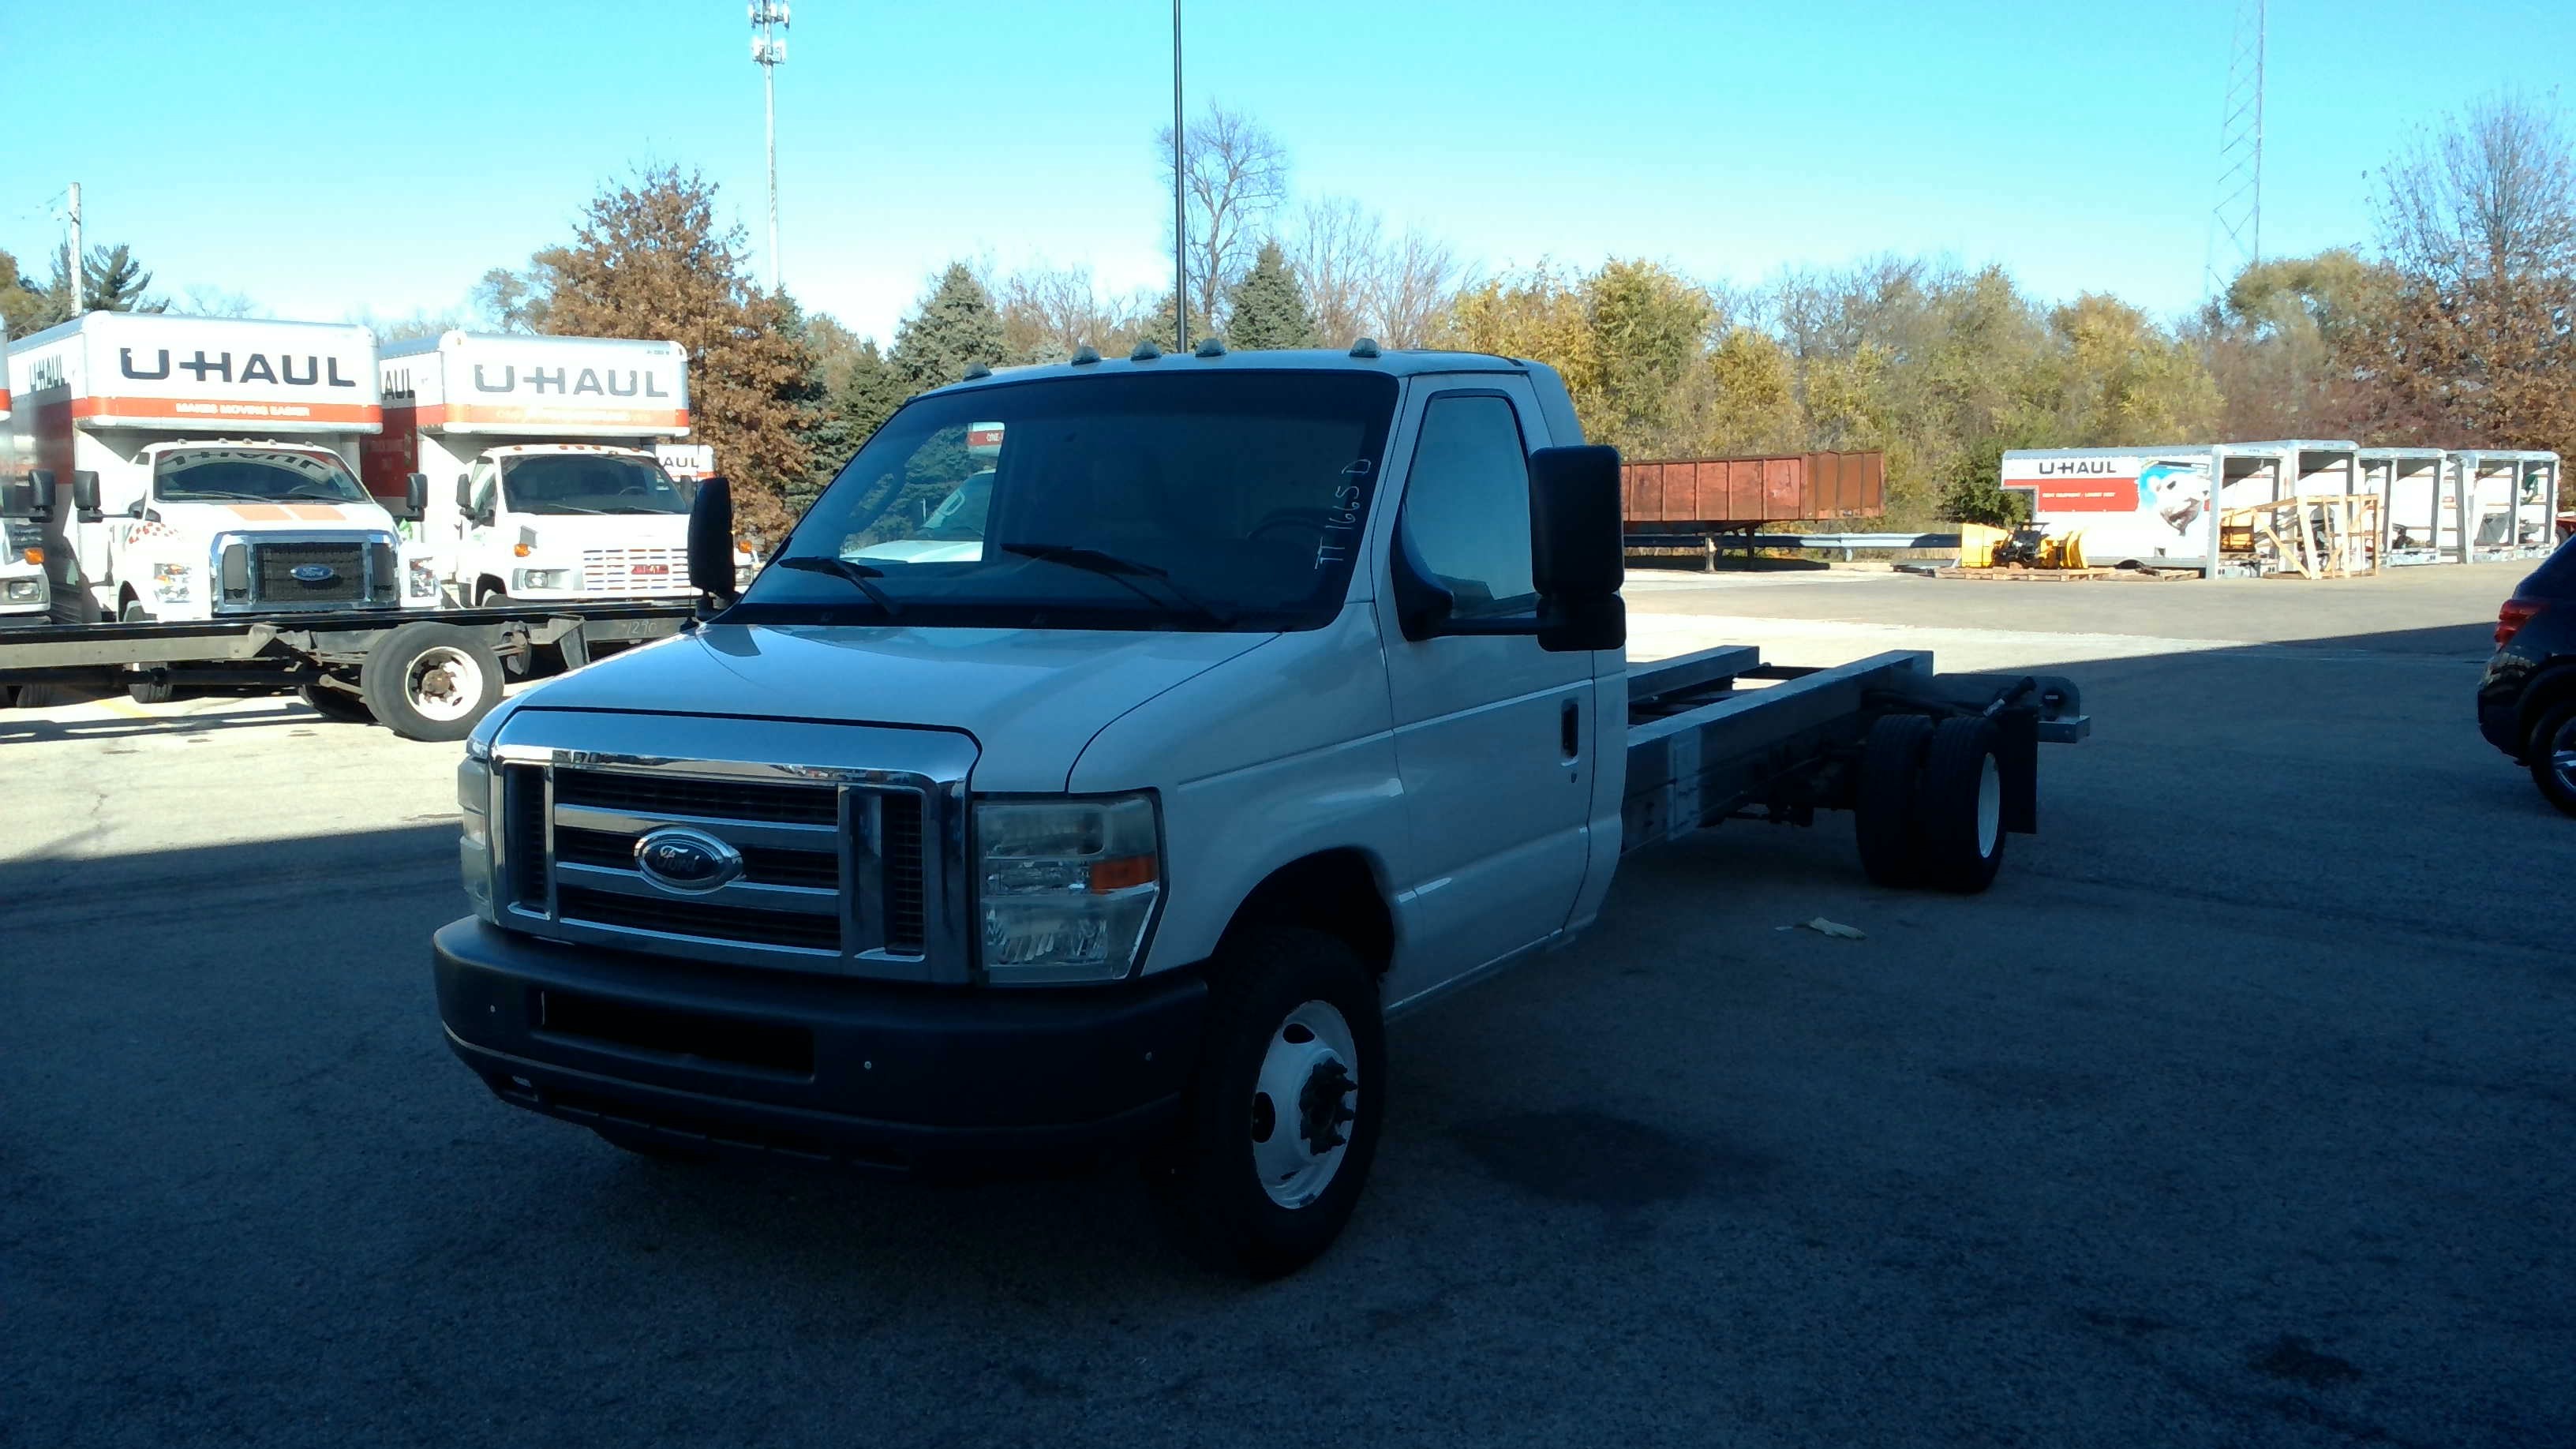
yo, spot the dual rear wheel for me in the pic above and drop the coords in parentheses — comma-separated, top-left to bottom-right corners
(1855, 713, 2008, 893)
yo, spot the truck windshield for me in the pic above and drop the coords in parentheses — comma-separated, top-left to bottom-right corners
(153, 448, 370, 504)
(736, 369, 1398, 631)
(500, 454, 688, 515)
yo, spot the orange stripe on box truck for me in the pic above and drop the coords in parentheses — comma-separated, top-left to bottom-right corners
(71, 397, 382, 426)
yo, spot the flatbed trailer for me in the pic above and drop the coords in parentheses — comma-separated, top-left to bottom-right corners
(1619, 642, 2087, 884)
(0, 601, 693, 740)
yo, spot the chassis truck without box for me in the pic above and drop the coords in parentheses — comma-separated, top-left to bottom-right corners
(361, 332, 703, 607)
(431, 347, 2087, 1275)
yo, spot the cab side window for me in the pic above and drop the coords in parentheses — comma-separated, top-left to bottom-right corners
(1400, 395, 1533, 615)
(467, 462, 496, 523)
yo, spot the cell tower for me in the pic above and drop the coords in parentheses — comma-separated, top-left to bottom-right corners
(751, 2, 790, 293)
(2205, 0, 2265, 302)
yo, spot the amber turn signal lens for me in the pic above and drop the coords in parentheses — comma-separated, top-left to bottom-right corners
(1089, 855, 1158, 893)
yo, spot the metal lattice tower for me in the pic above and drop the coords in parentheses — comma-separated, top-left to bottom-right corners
(2205, 0, 2266, 301)
(751, 2, 790, 293)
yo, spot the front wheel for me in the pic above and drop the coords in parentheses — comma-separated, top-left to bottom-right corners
(1153, 927, 1384, 1279)
(360, 622, 504, 742)
(2528, 699, 2576, 818)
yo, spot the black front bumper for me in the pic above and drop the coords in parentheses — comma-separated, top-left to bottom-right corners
(433, 918, 1207, 1173)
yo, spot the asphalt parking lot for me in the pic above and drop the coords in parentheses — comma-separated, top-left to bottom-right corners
(4, 563, 2570, 1448)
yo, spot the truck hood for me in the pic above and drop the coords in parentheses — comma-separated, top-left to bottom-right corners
(515, 513, 689, 549)
(162, 500, 395, 530)
(504, 623, 1280, 792)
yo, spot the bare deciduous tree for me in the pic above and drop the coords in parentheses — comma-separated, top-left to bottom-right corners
(992, 263, 1153, 361)
(1365, 229, 1466, 349)
(2376, 92, 2576, 288)
(1155, 103, 1289, 338)
(1286, 197, 1378, 347)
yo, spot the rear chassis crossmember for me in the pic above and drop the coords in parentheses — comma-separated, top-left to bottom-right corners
(1620, 643, 2087, 856)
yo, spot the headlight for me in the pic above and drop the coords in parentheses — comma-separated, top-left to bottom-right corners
(513, 567, 573, 590)
(152, 563, 193, 604)
(408, 557, 440, 599)
(3, 578, 41, 603)
(975, 793, 1161, 984)
(458, 744, 497, 921)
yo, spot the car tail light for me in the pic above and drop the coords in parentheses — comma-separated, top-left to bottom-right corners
(2497, 597, 2549, 647)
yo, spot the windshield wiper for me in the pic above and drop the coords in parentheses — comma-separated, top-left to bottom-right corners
(998, 542, 1239, 627)
(282, 488, 362, 502)
(159, 490, 282, 503)
(774, 554, 904, 616)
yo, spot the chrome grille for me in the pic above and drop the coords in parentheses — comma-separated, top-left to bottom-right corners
(251, 541, 367, 604)
(497, 762, 933, 969)
(580, 546, 685, 594)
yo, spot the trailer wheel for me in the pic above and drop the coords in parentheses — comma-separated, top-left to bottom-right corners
(1855, 713, 1934, 887)
(1151, 927, 1383, 1279)
(361, 623, 504, 742)
(297, 681, 376, 724)
(118, 603, 178, 705)
(1911, 716, 2007, 893)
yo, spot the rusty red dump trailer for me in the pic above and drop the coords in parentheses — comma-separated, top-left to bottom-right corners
(1623, 451, 1885, 531)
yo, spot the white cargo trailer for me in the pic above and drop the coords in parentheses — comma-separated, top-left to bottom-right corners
(361, 332, 698, 606)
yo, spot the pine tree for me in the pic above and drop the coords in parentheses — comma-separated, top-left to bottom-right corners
(537, 166, 816, 538)
(1222, 241, 1316, 350)
(889, 264, 1005, 392)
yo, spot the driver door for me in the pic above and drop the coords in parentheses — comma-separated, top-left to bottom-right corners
(1376, 381, 1595, 1000)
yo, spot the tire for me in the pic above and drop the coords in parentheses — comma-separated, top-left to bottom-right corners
(477, 583, 513, 609)
(1911, 716, 2008, 893)
(593, 1124, 714, 1163)
(298, 681, 376, 724)
(360, 621, 504, 743)
(1854, 713, 1934, 887)
(1152, 927, 1385, 1279)
(2528, 698, 2576, 818)
(119, 602, 177, 704)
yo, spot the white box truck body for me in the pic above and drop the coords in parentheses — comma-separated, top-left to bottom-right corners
(0, 313, 434, 623)
(2000, 447, 2225, 568)
(363, 333, 697, 605)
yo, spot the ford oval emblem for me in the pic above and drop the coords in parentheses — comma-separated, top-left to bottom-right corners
(633, 827, 743, 894)
(290, 564, 339, 584)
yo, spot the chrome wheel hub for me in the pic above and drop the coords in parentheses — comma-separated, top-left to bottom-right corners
(1250, 999, 1358, 1209)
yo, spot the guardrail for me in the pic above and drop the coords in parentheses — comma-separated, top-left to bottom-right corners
(1627, 531, 1962, 565)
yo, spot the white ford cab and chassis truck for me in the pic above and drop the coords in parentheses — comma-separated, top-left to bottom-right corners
(431, 346, 2087, 1275)
(361, 332, 701, 607)
(1, 314, 441, 701)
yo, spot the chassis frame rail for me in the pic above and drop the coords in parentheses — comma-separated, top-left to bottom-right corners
(1620, 643, 2087, 857)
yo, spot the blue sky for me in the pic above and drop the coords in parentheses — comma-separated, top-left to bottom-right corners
(5, 0, 2570, 343)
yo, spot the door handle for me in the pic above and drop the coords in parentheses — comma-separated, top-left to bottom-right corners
(1561, 698, 1581, 758)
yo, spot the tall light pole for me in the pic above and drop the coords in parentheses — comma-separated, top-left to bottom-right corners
(1172, 0, 1187, 352)
(751, 2, 790, 293)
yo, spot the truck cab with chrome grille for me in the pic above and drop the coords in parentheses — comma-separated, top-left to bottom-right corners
(432, 345, 2087, 1276)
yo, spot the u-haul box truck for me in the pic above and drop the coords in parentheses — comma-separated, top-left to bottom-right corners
(362, 332, 698, 605)
(2000, 446, 2226, 569)
(1, 313, 434, 636)
(0, 328, 48, 622)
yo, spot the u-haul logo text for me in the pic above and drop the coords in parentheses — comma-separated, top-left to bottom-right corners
(473, 365, 671, 399)
(122, 348, 359, 388)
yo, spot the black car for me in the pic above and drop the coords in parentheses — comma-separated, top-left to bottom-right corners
(2479, 531, 2576, 815)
